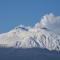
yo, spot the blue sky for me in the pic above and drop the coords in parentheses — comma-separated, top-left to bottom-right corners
(0, 0, 60, 33)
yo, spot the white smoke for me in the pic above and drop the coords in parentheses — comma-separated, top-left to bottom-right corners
(35, 13, 60, 34)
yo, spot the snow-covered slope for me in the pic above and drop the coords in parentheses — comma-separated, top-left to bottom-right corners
(0, 13, 60, 51)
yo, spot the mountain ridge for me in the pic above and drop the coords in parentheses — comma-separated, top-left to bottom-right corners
(0, 26, 60, 51)
(0, 13, 60, 51)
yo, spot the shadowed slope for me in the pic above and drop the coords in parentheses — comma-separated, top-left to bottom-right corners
(0, 47, 60, 60)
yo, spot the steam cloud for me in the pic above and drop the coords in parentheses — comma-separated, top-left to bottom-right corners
(35, 13, 60, 34)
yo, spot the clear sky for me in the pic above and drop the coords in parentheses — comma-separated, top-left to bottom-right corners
(0, 0, 60, 33)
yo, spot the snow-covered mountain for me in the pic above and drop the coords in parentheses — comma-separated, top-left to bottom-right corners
(0, 13, 60, 51)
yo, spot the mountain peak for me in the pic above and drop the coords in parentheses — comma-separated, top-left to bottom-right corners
(0, 13, 60, 51)
(14, 25, 30, 31)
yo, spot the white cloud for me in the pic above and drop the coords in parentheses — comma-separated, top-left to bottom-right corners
(35, 13, 60, 34)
